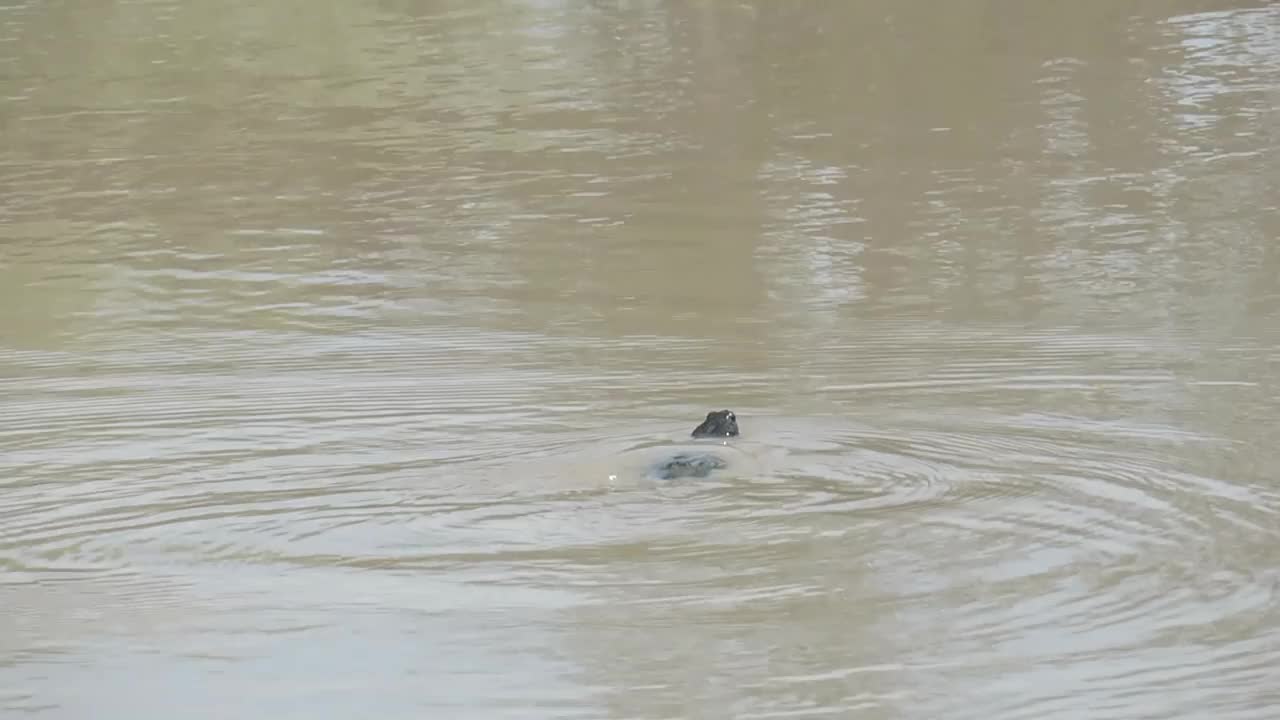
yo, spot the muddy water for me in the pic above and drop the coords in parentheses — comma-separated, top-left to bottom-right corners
(3, 2, 1280, 718)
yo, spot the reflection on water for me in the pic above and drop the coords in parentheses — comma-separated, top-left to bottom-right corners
(3, 1, 1280, 718)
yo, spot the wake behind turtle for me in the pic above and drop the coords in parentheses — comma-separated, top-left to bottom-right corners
(650, 409, 740, 480)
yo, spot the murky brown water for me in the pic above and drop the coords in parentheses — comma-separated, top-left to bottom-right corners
(4, 1, 1280, 718)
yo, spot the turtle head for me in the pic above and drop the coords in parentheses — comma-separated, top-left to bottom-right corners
(691, 409, 738, 438)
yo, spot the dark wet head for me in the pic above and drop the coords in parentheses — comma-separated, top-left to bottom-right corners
(691, 409, 738, 438)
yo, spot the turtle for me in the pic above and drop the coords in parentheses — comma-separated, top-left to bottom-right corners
(649, 409, 740, 480)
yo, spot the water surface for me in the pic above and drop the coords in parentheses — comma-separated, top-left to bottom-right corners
(3, 2, 1280, 718)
